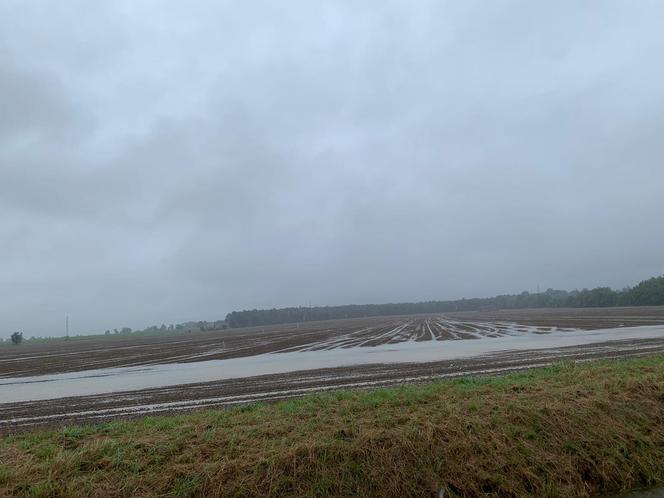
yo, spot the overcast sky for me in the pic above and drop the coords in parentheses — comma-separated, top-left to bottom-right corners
(1, 1, 664, 337)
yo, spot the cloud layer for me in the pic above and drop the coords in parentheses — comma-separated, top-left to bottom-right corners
(2, 1, 664, 336)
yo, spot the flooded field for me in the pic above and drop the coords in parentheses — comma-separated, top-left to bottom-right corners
(1, 307, 664, 431)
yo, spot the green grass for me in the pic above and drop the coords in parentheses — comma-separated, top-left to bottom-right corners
(1, 356, 663, 497)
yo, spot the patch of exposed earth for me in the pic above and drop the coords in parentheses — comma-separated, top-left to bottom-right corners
(2, 306, 663, 378)
(1, 335, 663, 433)
(1, 308, 663, 432)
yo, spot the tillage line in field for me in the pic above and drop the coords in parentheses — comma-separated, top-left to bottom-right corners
(270, 317, 564, 352)
(2, 337, 663, 431)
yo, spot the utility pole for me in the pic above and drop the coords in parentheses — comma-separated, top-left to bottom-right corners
(65, 315, 69, 340)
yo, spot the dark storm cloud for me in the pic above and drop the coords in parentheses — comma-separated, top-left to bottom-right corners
(1, 1, 664, 337)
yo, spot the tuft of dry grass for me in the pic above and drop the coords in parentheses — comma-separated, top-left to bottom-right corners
(1, 356, 663, 497)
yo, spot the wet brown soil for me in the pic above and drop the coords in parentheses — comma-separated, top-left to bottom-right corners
(2, 338, 663, 433)
(2, 306, 663, 378)
(2, 307, 663, 432)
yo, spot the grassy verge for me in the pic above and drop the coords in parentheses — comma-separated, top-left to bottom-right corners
(1, 356, 663, 497)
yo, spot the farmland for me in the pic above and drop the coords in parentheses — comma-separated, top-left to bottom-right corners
(1, 306, 664, 431)
(1, 356, 663, 497)
(4, 306, 664, 377)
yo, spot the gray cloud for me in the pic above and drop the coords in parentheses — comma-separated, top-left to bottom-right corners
(1, 1, 664, 337)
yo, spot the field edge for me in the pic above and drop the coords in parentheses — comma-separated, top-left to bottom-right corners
(1, 354, 663, 497)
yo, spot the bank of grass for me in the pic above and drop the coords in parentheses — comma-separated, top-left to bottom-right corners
(1, 356, 663, 497)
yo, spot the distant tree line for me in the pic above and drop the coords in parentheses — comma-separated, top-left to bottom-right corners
(135, 320, 228, 334)
(224, 275, 664, 328)
(3, 321, 230, 346)
(103, 320, 228, 337)
(5, 276, 663, 343)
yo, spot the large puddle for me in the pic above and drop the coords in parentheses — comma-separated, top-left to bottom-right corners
(1, 325, 662, 404)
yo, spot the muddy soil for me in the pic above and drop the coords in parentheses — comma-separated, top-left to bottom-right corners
(1, 307, 663, 432)
(2, 307, 663, 378)
(2, 335, 663, 433)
